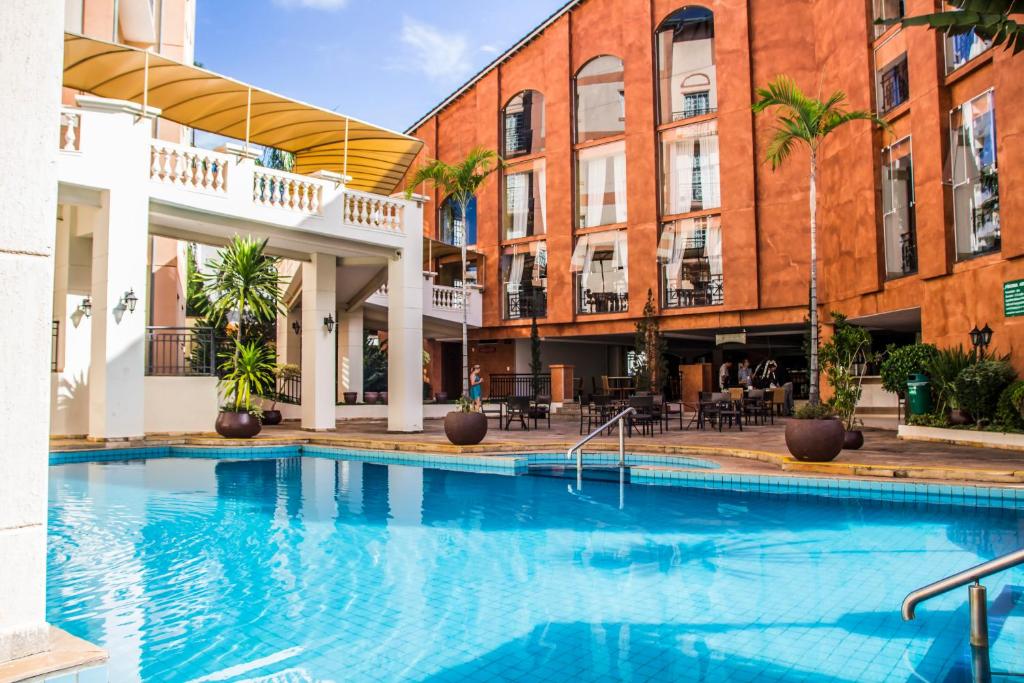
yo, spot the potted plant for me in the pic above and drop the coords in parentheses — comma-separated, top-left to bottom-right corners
(216, 341, 276, 438)
(263, 363, 299, 425)
(954, 358, 1016, 429)
(819, 313, 874, 449)
(925, 345, 976, 425)
(443, 396, 488, 446)
(784, 403, 845, 462)
(879, 343, 938, 419)
(363, 333, 387, 404)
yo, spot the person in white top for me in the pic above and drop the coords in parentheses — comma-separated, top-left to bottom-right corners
(718, 361, 733, 391)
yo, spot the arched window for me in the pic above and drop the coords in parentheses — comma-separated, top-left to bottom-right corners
(575, 55, 625, 143)
(503, 91, 545, 158)
(656, 7, 716, 123)
(439, 195, 476, 247)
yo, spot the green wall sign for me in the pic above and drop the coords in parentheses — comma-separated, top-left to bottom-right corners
(1004, 279, 1024, 317)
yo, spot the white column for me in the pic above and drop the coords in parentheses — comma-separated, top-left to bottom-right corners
(301, 253, 337, 430)
(0, 0, 62, 663)
(337, 308, 363, 403)
(387, 201, 425, 432)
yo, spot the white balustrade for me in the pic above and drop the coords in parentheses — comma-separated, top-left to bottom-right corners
(344, 190, 404, 232)
(150, 142, 230, 194)
(59, 109, 81, 152)
(432, 285, 465, 311)
(252, 168, 324, 215)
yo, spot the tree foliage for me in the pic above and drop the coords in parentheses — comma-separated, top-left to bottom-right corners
(819, 312, 873, 430)
(633, 289, 667, 393)
(894, 0, 1024, 55)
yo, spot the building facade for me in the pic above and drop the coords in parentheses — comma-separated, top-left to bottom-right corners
(406, 0, 1024, 401)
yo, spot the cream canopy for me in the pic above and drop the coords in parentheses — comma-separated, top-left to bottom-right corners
(63, 33, 423, 195)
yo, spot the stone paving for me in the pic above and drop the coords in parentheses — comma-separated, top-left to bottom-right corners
(51, 413, 1024, 486)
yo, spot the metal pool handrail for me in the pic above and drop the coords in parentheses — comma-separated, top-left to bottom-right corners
(567, 406, 635, 489)
(902, 547, 1024, 683)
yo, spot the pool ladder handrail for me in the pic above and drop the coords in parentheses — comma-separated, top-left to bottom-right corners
(567, 406, 635, 489)
(902, 546, 1024, 683)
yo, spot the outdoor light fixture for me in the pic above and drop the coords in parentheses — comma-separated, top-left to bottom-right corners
(969, 324, 994, 352)
(121, 288, 138, 313)
(291, 321, 301, 335)
(78, 297, 92, 318)
(323, 314, 335, 333)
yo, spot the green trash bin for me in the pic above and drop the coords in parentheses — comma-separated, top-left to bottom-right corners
(906, 373, 933, 416)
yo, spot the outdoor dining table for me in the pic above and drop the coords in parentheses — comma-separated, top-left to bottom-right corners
(606, 376, 635, 400)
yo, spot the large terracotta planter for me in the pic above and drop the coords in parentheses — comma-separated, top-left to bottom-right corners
(843, 429, 864, 450)
(784, 418, 844, 462)
(342, 392, 357, 405)
(444, 411, 488, 446)
(215, 411, 262, 439)
(262, 409, 282, 426)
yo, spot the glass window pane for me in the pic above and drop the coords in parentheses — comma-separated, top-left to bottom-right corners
(880, 138, 917, 278)
(575, 56, 625, 143)
(656, 7, 716, 124)
(659, 216, 723, 308)
(660, 120, 719, 215)
(439, 196, 477, 246)
(571, 230, 629, 314)
(503, 160, 546, 240)
(503, 91, 545, 158)
(951, 91, 999, 259)
(877, 55, 909, 113)
(501, 241, 547, 319)
(946, 28, 991, 73)
(576, 140, 627, 228)
(872, 0, 904, 37)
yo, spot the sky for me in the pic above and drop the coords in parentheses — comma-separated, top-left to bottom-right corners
(195, 0, 569, 133)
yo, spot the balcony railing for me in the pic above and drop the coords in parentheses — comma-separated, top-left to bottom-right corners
(578, 287, 628, 314)
(663, 272, 724, 308)
(489, 373, 551, 399)
(276, 374, 301, 404)
(431, 284, 465, 311)
(59, 110, 81, 152)
(505, 288, 547, 319)
(145, 326, 217, 376)
(879, 58, 909, 113)
(151, 142, 230, 194)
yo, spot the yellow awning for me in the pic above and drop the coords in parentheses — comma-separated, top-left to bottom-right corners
(62, 33, 423, 195)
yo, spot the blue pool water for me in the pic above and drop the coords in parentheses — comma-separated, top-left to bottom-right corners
(47, 454, 1024, 682)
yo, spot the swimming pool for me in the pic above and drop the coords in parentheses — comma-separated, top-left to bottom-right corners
(47, 449, 1024, 682)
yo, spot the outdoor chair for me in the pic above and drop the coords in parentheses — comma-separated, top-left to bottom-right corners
(580, 394, 613, 434)
(481, 400, 504, 430)
(529, 395, 552, 429)
(628, 396, 657, 437)
(504, 396, 531, 430)
(745, 389, 773, 425)
(656, 394, 683, 430)
(770, 388, 787, 417)
(716, 393, 743, 432)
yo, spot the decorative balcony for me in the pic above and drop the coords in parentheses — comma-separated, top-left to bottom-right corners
(366, 278, 482, 328)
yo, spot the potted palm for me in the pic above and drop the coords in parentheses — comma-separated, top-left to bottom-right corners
(752, 76, 886, 459)
(819, 312, 874, 449)
(443, 397, 488, 446)
(216, 341, 276, 438)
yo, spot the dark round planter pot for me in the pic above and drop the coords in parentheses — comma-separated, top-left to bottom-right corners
(215, 411, 262, 439)
(784, 418, 844, 462)
(262, 409, 282, 426)
(363, 391, 380, 405)
(949, 408, 972, 426)
(342, 392, 357, 405)
(843, 429, 864, 450)
(380, 392, 388, 405)
(444, 411, 488, 446)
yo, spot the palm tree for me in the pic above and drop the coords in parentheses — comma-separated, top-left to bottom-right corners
(200, 236, 284, 348)
(752, 76, 887, 405)
(893, 0, 1023, 54)
(406, 147, 501, 398)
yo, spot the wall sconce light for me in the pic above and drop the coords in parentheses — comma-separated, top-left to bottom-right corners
(323, 314, 335, 333)
(121, 289, 138, 314)
(291, 321, 302, 335)
(969, 324, 993, 353)
(78, 297, 92, 318)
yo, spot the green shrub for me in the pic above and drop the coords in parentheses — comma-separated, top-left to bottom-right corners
(907, 412, 951, 428)
(925, 345, 977, 414)
(995, 380, 1024, 431)
(880, 343, 938, 396)
(794, 402, 836, 420)
(954, 359, 1016, 426)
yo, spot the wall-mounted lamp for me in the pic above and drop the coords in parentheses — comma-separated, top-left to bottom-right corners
(323, 314, 335, 333)
(121, 288, 138, 314)
(78, 297, 92, 318)
(969, 324, 993, 353)
(291, 321, 302, 335)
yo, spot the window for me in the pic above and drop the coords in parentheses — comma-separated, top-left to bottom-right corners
(503, 160, 546, 240)
(656, 7, 716, 124)
(577, 141, 627, 228)
(503, 91, 545, 158)
(571, 230, 629, 314)
(439, 196, 477, 247)
(659, 216, 723, 308)
(877, 55, 909, 113)
(501, 242, 547, 319)
(872, 0, 904, 38)
(660, 120, 719, 215)
(880, 138, 917, 278)
(946, 28, 991, 73)
(951, 91, 999, 259)
(575, 56, 626, 143)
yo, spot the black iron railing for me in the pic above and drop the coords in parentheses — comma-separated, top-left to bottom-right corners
(577, 286, 629, 314)
(51, 320, 59, 372)
(505, 289, 548, 320)
(489, 373, 551, 399)
(880, 58, 909, 113)
(145, 326, 216, 376)
(276, 374, 301, 404)
(663, 272, 724, 308)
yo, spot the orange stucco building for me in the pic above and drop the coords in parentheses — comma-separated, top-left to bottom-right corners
(405, 0, 1024, 399)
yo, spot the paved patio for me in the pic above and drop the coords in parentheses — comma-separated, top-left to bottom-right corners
(51, 413, 1024, 486)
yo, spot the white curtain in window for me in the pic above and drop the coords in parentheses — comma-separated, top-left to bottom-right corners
(612, 152, 627, 223)
(537, 164, 547, 234)
(699, 133, 720, 209)
(507, 252, 525, 291)
(570, 236, 591, 292)
(707, 220, 723, 278)
(585, 157, 606, 227)
(673, 138, 695, 214)
(613, 230, 628, 271)
(510, 174, 529, 238)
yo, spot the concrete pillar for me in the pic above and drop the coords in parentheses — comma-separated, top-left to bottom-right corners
(301, 253, 336, 430)
(337, 308, 363, 403)
(550, 364, 574, 404)
(0, 0, 63, 663)
(387, 204, 425, 432)
(51, 210, 93, 436)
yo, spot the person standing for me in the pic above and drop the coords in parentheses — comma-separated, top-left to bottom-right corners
(469, 364, 484, 411)
(718, 361, 733, 391)
(737, 359, 752, 387)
